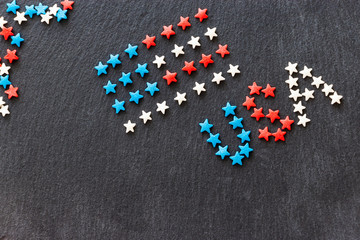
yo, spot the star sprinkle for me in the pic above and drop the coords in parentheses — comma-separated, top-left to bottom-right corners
(139, 110, 152, 124)
(171, 44, 184, 57)
(177, 16, 191, 30)
(289, 89, 302, 101)
(35, 3, 48, 15)
(112, 99, 125, 114)
(161, 25, 175, 39)
(285, 75, 298, 88)
(242, 96, 256, 110)
(199, 119, 213, 133)
(248, 82, 262, 95)
(124, 44, 138, 59)
(103, 81, 116, 94)
(0, 17, 8, 28)
(227, 64, 240, 77)
(0, 97, 5, 106)
(14, 12, 27, 25)
(187, 36, 201, 49)
(204, 27, 217, 40)
(10, 33, 24, 47)
(156, 101, 169, 114)
(49, 4, 60, 16)
(56, 9, 67, 22)
(0, 75, 11, 89)
(40, 12, 53, 24)
(199, 54, 213, 68)
(280, 116, 294, 130)
(251, 107, 265, 121)
(261, 84, 276, 98)
(216, 44, 229, 58)
(0, 105, 10, 117)
(61, 0, 74, 10)
(7, 1, 20, 14)
(266, 109, 280, 123)
(0, 63, 11, 75)
(207, 133, 221, 148)
(124, 120, 136, 133)
(182, 61, 197, 75)
(258, 127, 272, 141)
(239, 143, 253, 158)
(230, 152, 244, 166)
(329, 91, 343, 105)
(94, 62, 108, 76)
(142, 35, 156, 49)
(107, 54, 121, 68)
(163, 70, 177, 85)
(297, 114, 310, 127)
(293, 101, 306, 114)
(145, 82, 159, 96)
(237, 129, 251, 143)
(322, 83, 334, 96)
(211, 72, 225, 85)
(129, 90, 143, 104)
(135, 63, 149, 77)
(299, 65, 312, 78)
(25, 5, 37, 18)
(174, 92, 186, 105)
(229, 116, 243, 129)
(193, 82, 206, 95)
(4, 49, 18, 63)
(272, 128, 286, 142)
(285, 62, 298, 75)
(153, 55, 166, 68)
(302, 88, 315, 101)
(0, 27, 14, 40)
(311, 76, 324, 89)
(222, 102, 237, 117)
(195, 8, 208, 22)
(4, 85, 18, 99)
(216, 145, 230, 160)
(118, 72, 132, 86)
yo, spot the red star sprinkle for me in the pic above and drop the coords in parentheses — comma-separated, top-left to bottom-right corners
(242, 96, 256, 110)
(258, 127, 272, 141)
(194, 8, 208, 22)
(261, 84, 276, 98)
(163, 70, 177, 85)
(182, 61, 197, 75)
(0, 27, 14, 41)
(5, 85, 18, 99)
(272, 128, 286, 142)
(177, 16, 191, 30)
(248, 82, 263, 95)
(161, 25, 175, 39)
(142, 35, 156, 49)
(4, 49, 18, 63)
(280, 116, 294, 130)
(199, 54, 214, 68)
(61, 0, 74, 10)
(266, 109, 280, 123)
(215, 44, 230, 58)
(251, 107, 265, 121)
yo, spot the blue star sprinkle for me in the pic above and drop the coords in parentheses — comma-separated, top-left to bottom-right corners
(118, 72, 132, 86)
(129, 90, 143, 104)
(239, 143, 253, 158)
(112, 99, 125, 114)
(11, 33, 24, 47)
(35, 3, 48, 15)
(107, 54, 121, 68)
(216, 145, 230, 160)
(94, 62, 108, 76)
(25, 5, 37, 18)
(7, 0, 20, 14)
(56, 9, 67, 22)
(229, 116, 243, 129)
(207, 133, 221, 148)
(0, 75, 11, 89)
(230, 151, 245, 166)
(145, 82, 159, 96)
(222, 102, 237, 117)
(124, 44, 138, 59)
(135, 63, 149, 77)
(237, 129, 251, 143)
(199, 119, 213, 133)
(103, 80, 116, 94)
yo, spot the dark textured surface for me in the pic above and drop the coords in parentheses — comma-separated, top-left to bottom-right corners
(0, 0, 359, 239)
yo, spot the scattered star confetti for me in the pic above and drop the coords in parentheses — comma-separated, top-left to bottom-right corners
(0, 26, 14, 40)
(222, 102, 237, 117)
(14, 11, 27, 25)
(239, 143, 253, 158)
(289, 89, 302, 101)
(174, 92, 187, 105)
(193, 82, 206, 95)
(56, 9, 67, 22)
(139, 110, 152, 124)
(177, 16, 191, 30)
(248, 82, 262, 95)
(329, 91, 343, 105)
(311, 76, 324, 89)
(61, 0, 74, 10)
(194, 8, 208, 22)
(129, 90, 144, 104)
(40, 12, 53, 24)
(199, 54, 213, 68)
(242, 96, 256, 110)
(211, 72, 225, 85)
(118, 72, 133, 86)
(49, 4, 60, 16)
(204, 27, 217, 40)
(227, 64, 240, 77)
(145, 82, 159, 96)
(187, 36, 201, 49)
(4, 49, 19, 63)
(299, 65, 312, 78)
(302, 88, 315, 101)
(135, 63, 149, 78)
(103, 80, 116, 94)
(156, 101, 169, 115)
(4, 84, 18, 99)
(123, 120, 136, 133)
(112, 99, 125, 114)
(163, 70, 177, 85)
(25, 5, 37, 18)
(107, 54, 121, 68)
(216, 44, 229, 58)
(230, 152, 245, 166)
(229, 116, 243, 129)
(207, 133, 221, 147)
(285, 75, 298, 88)
(153, 55, 166, 68)
(322, 83, 334, 96)
(293, 101, 306, 114)
(0, 63, 11, 75)
(261, 84, 276, 98)
(142, 35, 156, 49)
(0, 105, 10, 117)
(10, 33, 24, 47)
(182, 61, 197, 75)
(35, 3, 48, 16)
(0, 75, 11, 88)
(7, 0, 20, 15)
(251, 107, 265, 121)
(199, 119, 213, 133)
(171, 44, 185, 57)
(280, 116, 294, 130)
(272, 128, 286, 142)
(161, 25, 175, 39)
(94, 62, 108, 76)
(258, 127, 272, 141)
(0, 17, 8, 27)
(266, 109, 280, 123)
(237, 129, 251, 143)
(216, 145, 230, 159)
(124, 44, 138, 59)
(297, 114, 310, 127)
(285, 62, 298, 75)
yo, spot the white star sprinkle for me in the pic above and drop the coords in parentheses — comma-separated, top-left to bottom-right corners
(0, 63, 11, 76)
(123, 120, 136, 133)
(322, 83, 334, 96)
(204, 27, 217, 40)
(293, 101, 306, 114)
(285, 75, 298, 88)
(187, 36, 201, 49)
(153, 55, 166, 68)
(311, 76, 324, 89)
(0, 97, 5, 107)
(139, 110, 152, 124)
(329, 91, 343, 105)
(299, 65, 312, 78)
(14, 11, 27, 25)
(40, 12, 53, 24)
(171, 44, 184, 57)
(302, 88, 315, 101)
(174, 92, 187, 105)
(193, 82, 206, 95)
(227, 64, 240, 77)
(0, 17, 8, 28)
(49, 4, 60, 16)
(297, 114, 310, 127)
(285, 62, 298, 75)
(212, 72, 225, 84)
(156, 101, 169, 114)
(289, 89, 302, 101)
(0, 105, 10, 117)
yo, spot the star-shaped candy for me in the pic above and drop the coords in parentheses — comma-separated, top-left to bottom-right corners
(0, 27, 14, 40)
(242, 96, 256, 110)
(297, 114, 310, 127)
(103, 81, 116, 94)
(118, 72, 132, 86)
(25, 5, 37, 18)
(211, 72, 225, 85)
(14, 12, 27, 25)
(216, 145, 230, 160)
(40, 12, 53, 24)
(258, 127, 272, 141)
(0, 63, 11, 75)
(163, 70, 177, 85)
(204, 27, 217, 40)
(123, 120, 136, 133)
(11, 33, 24, 47)
(311, 76, 324, 89)
(56, 9, 67, 22)
(229, 116, 243, 129)
(107, 54, 121, 68)
(227, 64, 240, 77)
(4, 49, 18, 63)
(239, 143, 253, 158)
(199, 119, 213, 133)
(261, 84, 276, 98)
(177, 16, 191, 30)
(251, 107, 265, 121)
(187, 36, 201, 49)
(0, 75, 11, 89)
(199, 54, 213, 68)
(0, 97, 5, 106)
(139, 110, 152, 124)
(237, 129, 251, 143)
(322, 83, 334, 96)
(124, 44, 138, 59)
(156, 101, 169, 114)
(285, 75, 298, 88)
(35, 3, 48, 15)
(293, 101, 306, 114)
(207, 133, 221, 148)
(94, 62, 108, 76)
(289, 89, 302, 101)
(112, 99, 125, 114)
(216, 44, 229, 58)
(230, 152, 244, 166)
(302, 88, 314, 101)
(182, 61, 197, 75)
(161, 25, 175, 39)
(248, 82, 262, 95)
(0, 105, 10, 117)
(193, 82, 206, 95)
(7, 0, 20, 14)
(49, 4, 60, 16)
(272, 128, 286, 142)
(135, 63, 149, 77)
(299, 65, 312, 78)
(280, 116, 294, 130)
(4, 85, 18, 99)
(266, 109, 280, 123)
(329, 91, 343, 105)
(142, 35, 156, 49)
(194, 8, 208, 22)
(171, 44, 184, 57)
(129, 90, 143, 104)
(145, 82, 159, 96)
(61, 0, 74, 10)
(285, 62, 298, 75)
(0, 17, 8, 28)
(222, 102, 237, 117)
(174, 92, 186, 105)
(153, 55, 166, 68)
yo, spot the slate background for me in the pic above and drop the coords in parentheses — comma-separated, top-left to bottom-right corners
(0, 0, 359, 239)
